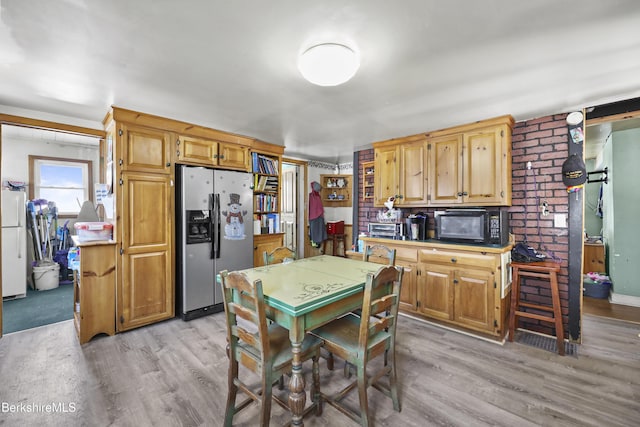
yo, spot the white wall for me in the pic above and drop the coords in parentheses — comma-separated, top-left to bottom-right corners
(1, 129, 100, 201)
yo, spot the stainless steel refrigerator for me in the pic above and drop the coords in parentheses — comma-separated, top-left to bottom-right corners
(176, 166, 254, 320)
(1, 190, 27, 299)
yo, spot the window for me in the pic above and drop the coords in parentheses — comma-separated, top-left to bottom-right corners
(29, 156, 93, 216)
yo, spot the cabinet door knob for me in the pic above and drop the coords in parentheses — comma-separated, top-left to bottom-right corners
(451, 258, 457, 263)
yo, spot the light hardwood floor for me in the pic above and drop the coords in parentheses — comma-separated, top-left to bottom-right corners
(0, 313, 638, 426)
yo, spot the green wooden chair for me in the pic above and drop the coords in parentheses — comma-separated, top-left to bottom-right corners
(263, 246, 297, 265)
(219, 270, 322, 426)
(363, 244, 396, 265)
(311, 265, 404, 426)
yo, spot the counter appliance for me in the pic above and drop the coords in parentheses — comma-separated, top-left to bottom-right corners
(434, 208, 509, 246)
(368, 222, 405, 240)
(176, 166, 253, 320)
(405, 213, 428, 240)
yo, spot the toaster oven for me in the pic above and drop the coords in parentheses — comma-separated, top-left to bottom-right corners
(368, 222, 405, 240)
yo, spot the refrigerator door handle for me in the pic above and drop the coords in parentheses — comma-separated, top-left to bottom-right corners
(209, 193, 215, 260)
(213, 193, 221, 259)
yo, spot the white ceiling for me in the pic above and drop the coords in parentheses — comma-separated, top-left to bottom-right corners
(1, 0, 640, 162)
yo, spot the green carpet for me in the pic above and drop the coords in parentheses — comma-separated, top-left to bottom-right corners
(2, 283, 74, 334)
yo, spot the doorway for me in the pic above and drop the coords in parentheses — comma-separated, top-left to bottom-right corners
(583, 101, 640, 323)
(0, 122, 103, 336)
(281, 159, 307, 259)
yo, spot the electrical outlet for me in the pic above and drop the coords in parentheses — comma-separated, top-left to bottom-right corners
(541, 201, 549, 216)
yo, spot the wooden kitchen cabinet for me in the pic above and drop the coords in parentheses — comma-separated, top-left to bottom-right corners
(72, 239, 116, 344)
(253, 233, 284, 267)
(399, 139, 429, 206)
(373, 136, 428, 207)
(374, 144, 399, 206)
(117, 171, 174, 331)
(118, 122, 172, 174)
(427, 116, 514, 206)
(176, 135, 250, 171)
(397, 260, 417, 311)
(418, 263, 453, 321)
(360, 237, 510, 339)
(419, 249, 497, 334)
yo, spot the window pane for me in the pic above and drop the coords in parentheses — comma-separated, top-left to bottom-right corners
(40, 164, 84, 189)
(39, 188, 85, 213)
(32, 157, 91, 215)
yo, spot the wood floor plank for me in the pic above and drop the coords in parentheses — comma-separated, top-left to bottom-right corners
(0, 313, 638, 426)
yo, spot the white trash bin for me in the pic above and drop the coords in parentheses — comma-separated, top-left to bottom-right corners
(33, 262, 60, 291)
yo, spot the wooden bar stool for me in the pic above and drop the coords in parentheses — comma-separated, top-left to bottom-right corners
(508, 260, 565, 355)
(323, 234, 346, 257)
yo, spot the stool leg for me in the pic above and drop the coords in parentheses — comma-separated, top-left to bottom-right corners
(508, 266, 521, 342)
(549, 271, 565, 356)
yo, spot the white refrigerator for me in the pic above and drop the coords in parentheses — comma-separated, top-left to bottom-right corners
(2, 190, 27, 298)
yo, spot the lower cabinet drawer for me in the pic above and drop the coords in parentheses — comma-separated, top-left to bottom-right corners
(420, 249, 495, 269)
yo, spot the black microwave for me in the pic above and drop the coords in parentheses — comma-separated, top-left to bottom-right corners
(434, 209, 509, 246)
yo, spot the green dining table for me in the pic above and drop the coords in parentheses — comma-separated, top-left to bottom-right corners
(233, 254, 382, 427)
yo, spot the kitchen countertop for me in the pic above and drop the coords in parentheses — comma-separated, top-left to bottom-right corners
(359, 236, 513, 254)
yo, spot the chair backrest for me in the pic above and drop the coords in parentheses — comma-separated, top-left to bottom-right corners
(263, 246, 297, 265)
(359, 265, 403, 361)
(363, 244, 396, 265)
(220, 270, 270, 368)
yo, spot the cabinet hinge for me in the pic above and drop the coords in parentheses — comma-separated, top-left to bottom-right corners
(119, 178, 123, 186)
(120, 248, 124, 255)
(120, 315, 125, 324)
(500, 190, 504, 197)
(494, 319, 498, 327)
(118, 129, 123, 136)
(494, 281, 497, 289)
(427, 143, 431, 150)
(500, 130, 504, 137)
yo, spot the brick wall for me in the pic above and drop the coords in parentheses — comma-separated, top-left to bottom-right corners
(356, 113, 573, 338)
(510, 113, 571, 337)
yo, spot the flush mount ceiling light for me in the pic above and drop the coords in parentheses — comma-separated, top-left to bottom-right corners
(298, 43, 360, 86)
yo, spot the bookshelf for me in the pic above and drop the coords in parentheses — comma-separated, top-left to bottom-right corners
(362, 161, 374, 200)
(251, 151, 281, 234)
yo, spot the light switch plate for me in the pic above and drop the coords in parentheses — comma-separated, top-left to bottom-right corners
(554, 213, 567, 228)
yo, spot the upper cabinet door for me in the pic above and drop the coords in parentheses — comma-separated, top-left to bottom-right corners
(428, 134, 463, 205)
(176, 136, 250, 171)
(374, 145, 400, 206)
(177, 135, 218, 166)
(398, 139, 428, 206)
(119, 123, 171, 174)
(218, 142, 250, 171)
(463, 125, 510, 205)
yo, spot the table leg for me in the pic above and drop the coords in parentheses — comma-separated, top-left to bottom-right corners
(289, 341, 306, 426)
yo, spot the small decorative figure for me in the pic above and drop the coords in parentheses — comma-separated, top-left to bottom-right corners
(222, 193, 247, 240)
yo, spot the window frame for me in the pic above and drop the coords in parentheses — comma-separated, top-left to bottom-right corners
(28, 155, 94, 218)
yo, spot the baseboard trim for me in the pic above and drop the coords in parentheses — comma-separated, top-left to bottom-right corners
(609, 293, 640, 307)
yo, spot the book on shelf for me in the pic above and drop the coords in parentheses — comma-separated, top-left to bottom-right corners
(254, 213, 280, 234)
(253, 175, 278, 192)
(251, 152, 279, 175)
